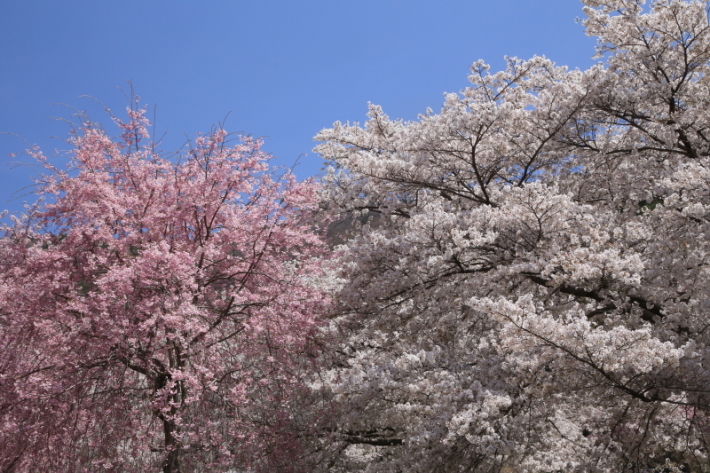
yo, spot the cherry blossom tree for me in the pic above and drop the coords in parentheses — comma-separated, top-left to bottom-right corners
(0, 106, 332, 473)
(316, 0, 710, 471)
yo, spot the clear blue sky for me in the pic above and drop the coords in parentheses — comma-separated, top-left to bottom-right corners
(0, 0, 597, 216)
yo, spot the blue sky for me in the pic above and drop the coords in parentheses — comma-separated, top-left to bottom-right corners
(0, 1, 597, 216)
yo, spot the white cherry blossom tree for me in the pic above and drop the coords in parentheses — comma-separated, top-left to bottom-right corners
(315, 1, 710, 471)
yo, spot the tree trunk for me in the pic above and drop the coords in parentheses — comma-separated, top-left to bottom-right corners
(162, 418, 181, 473)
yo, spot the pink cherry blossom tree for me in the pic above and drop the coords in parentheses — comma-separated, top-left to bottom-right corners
(0, 106, 332, 473)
